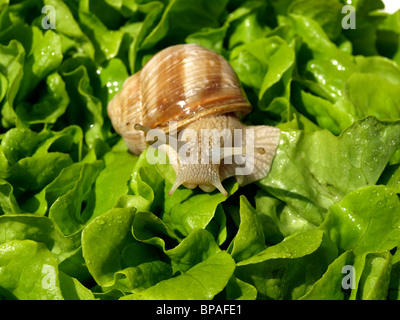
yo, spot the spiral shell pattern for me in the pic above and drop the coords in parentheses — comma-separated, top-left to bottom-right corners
(107, 44, 252, 154)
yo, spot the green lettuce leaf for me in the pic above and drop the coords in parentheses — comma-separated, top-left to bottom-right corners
(91, 149, 137, 219)
(16, 72, 70, 125)
(78, 0, 125, 63)
(226, 2, 270, 49)
(320, 185, 400, 255)
(0, 126, 85, 215)
(356, 251, 392, 300)
(140, 0, 229, 49)
(236, 229, 337, 299)
(17, 28, 63, 101)
(131, 211, 181, 251)
(389, 248, 400, 299)
(288, 0, 344, 41)
(48, 161, 104, 235)
(217, 276, 258, 300)
(342, 0, 386, 56)
(377, 9, 400, 65)
(379, 164, 400, 192)
(0, 240, 64, 300)
(166, 228, 220, 273)
(59, 271, 95, 300)
(82, 207, 136, 287)
(0, 40, 24, 128)
(230, 195, 266, 262)
(43, 0, 95, 59)
(0, 214, 80, 263)
(300, 250, 355, 300)
(122, 251, 235, 300)
(230, 36, 295, 119)
(60, 57, 105, 147)
(258, 117, 400, 236)
(304, 185, 400, 300)
(0, 178, 21, 214)
(343, 73, 400, 120)
(0, 239, 93, 300)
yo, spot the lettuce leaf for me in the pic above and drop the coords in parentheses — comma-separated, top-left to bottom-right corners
(0, 239, 64, 300)
(230, 196, 266, 262)
(0, 40, 24, 128)
(0, 239, 93, 300)
(122, 251, 235, 300)
(303, 185, 400, 300)
(321, 185, 400, 255)
(236, 229, 337, 299)
(258, 117, 400, 236)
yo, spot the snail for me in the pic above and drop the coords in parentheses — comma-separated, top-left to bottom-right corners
(107, 43, 281, 196)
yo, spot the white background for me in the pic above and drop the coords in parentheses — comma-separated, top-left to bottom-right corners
(381, 0, 400, 13)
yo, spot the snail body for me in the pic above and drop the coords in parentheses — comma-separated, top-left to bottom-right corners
(108, 44, 281, 196)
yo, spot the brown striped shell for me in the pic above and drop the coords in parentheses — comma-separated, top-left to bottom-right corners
(107, 44, 281, 196)
(107, 43, 252, 154)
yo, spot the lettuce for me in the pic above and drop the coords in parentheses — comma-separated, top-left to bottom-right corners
(257, 117, 400, 236)
(0, 0, 399, 300)
(303, 185, 400, 300)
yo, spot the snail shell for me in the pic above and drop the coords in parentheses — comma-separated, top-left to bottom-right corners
(108, 43, 281, 196)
